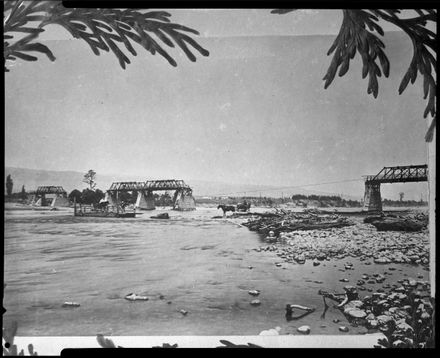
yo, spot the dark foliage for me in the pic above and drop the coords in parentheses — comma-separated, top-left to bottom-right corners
(271, 9, 436, 121)
(80, 188, 104, 205)
(68, 189, 82, 203)
(6, 174, 13, 196)
(4, 0, 209, 71)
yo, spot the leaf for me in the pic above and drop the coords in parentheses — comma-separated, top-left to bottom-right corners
(3, 321, 18, 346)
(338, 59, 350, 77)
(28, 344, 34, 355)
(398, 71, 411, 94)
(425, 116, 436, 142)
(270, 9, 297, 14)
(96, 334, 117, 348)
(377, 52, 390, 77)
(7, 27, 44, 34)
(21, 42, 56, 61)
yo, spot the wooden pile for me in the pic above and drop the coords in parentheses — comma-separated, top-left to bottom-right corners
(242, 209, 354, 236)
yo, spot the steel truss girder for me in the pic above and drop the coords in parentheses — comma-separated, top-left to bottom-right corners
(364, 165, 428, 184)
(107, 180, 192, 193)
(35, 186, 67, 195)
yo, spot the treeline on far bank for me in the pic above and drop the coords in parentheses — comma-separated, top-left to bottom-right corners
(197, 194, 427, 208)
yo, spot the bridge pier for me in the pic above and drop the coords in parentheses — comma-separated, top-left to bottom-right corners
(104, 192, 118, 207)
(51, 194, 70, 207)
(33, 195, 43, 206)
(363, 182, 382, 213)
(173, 189, 196, 211)
(135, 191, 156, 210)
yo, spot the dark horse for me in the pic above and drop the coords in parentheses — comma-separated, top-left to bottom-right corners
(217, 204, 236, 217)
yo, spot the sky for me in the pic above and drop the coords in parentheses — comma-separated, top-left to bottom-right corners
(4, 9, 432, 200)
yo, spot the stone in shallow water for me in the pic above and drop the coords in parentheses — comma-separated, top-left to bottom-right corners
(345, 309, 367, 319)
(367, 320, 379, 329)
(297, 325, 311, 334)
(124, 293, 149, 301)
(259, 327, 281, 336)
(62, 302, 80, 308)
(339, 326, 349, 332)
(250, 300, 261, 306)
(248, 290, 260, 296)
(376, 314, 393, 326)
(374, 257, 391, 264)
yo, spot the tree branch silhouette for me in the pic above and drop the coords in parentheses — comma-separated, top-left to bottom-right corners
(4, 0, 209, 71)
(271, 9, 436, 124)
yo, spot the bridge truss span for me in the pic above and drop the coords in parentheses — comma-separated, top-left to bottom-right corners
(144, 180, 191, 192)
(32, 186, 69, 207)
(365, 165, 428, 184)
(105, 179, 195, 211)
(108, 182, 145, 192)
(363, 164, 428, 212)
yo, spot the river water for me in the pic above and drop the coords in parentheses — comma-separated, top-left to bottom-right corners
(3, 206, 429, 336)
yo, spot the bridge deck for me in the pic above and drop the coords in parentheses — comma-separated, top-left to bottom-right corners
(365, 165, 428, 184)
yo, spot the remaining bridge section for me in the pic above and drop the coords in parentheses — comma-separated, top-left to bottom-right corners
(32, 186, 69, 207)
(144, 180, 191, 191)
(36, 186, 67, 195)
(363, 165, 428, 212)
(105, 179, 195, 211)
(365, 165, 428, 184)
(108, 182, 145, 192)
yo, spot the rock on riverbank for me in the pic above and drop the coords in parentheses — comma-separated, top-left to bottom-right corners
(253, 219, 429, 268)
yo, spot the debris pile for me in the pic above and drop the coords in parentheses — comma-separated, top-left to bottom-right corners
(364, 212, 428, 232)
(242, 209, 354, 236)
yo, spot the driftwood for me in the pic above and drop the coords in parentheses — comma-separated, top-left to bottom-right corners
(230, 211, 281, 218)
(285, 303, 315, 321)
(242, 210, 354, 235)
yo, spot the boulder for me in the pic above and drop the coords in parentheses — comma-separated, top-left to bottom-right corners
(259, 327, 281, 336)
(376, 314, 394, 326)
(248, 290, 260, 296)
(297, 326, 311, 334)
(345, 309, 367, 319)
(374, 257, 391, 264)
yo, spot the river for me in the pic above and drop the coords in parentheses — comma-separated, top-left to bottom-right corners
(3, 205, 429, 336)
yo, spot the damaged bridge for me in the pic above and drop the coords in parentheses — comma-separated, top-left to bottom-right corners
(31, 186, 70, 207)
(105, 180, 196, 211)
(363, 164, 428, 212)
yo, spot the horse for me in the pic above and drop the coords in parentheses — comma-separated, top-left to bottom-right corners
(217, 204, 236, 217)
(237, 201, 251, 212)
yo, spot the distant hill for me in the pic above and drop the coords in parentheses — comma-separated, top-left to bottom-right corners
(4, 167, 359, 199)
